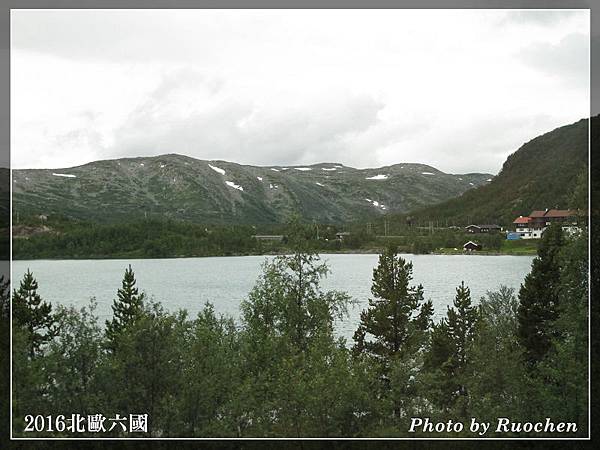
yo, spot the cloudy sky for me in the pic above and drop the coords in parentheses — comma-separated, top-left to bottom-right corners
(11, 9, 589, 174)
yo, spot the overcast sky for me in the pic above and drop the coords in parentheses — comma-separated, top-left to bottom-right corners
(11, 9, 589, 174)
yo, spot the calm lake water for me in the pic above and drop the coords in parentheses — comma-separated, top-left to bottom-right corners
(13, 254, 534, 341)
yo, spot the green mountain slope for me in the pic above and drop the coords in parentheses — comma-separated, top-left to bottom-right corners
(12, 156, 491, 225)
(406, 118, 589, 225)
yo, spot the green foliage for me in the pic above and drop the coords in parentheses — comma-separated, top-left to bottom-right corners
(105, 265, 145, 350)
(424, 282, 479, 418)
(518, 224, 564, 367)
(45, 300, 105, 416)
(353, 247, 433, 363)
(12, 270, 56, 357)
(468, 287, 526, 422)
(532, 230, 588, 433)
(407, 117, 589, 225)
(242, 250, 351, 351)
(10, 230, 589, 438)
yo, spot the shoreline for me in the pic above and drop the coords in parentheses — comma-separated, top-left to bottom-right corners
(12, 248, 537, 262)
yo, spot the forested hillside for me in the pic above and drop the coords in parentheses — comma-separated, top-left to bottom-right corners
(406, 117, 590, 225)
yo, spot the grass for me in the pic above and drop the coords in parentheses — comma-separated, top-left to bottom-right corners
(434, 239, 539, 256)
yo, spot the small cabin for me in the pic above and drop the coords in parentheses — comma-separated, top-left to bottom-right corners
(463, 241, 482, 251)
(465, 224, 501, 234)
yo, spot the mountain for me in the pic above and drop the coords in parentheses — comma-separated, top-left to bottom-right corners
(405, 117, 590, 225)
(12, 156, 491, 224)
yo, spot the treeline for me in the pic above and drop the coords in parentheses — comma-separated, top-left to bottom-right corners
(7, 224, 587, 437)
(12, 215, 513, 260)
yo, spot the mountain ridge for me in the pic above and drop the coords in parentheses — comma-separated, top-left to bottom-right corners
(12, 154, 492, 225)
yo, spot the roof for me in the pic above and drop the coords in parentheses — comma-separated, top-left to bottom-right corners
(463, 241, 481, 247)
(513, 216, 531, 224)
(529, 210, 547, 218)
(528, 209, 577, 218)
(465, 224, 501, 228)
(544, 209, 577, 218)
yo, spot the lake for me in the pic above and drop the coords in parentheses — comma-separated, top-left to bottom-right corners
(13, 254, 534, 341)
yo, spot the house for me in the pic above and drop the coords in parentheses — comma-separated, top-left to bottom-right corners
(465, 224, 502, 234)
(335, 231, 351, 240)
(463, 241, 482, 251)
(512, 209, 579, 239)
(513, 215, 535, 239)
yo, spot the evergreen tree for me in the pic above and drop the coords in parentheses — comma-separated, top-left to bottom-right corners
(446, 282, 479, 370)
(534, 230, 588, 434)
(105, 264, 145, 349)
(12, 270, 56, 357)
(518, 224, 564, 367)
(424, 282, 479, 417)
(353, 247, 433, 363)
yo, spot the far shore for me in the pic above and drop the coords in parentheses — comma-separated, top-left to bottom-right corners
(12, 247, 537, 262)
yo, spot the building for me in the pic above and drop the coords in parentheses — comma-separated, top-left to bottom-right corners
(463, 241, 482, 251)
(511, 209, 579, 239)
(465, 224, 502, 234)
(512, 215, 536, 239)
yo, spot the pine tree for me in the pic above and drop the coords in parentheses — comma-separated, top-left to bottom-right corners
(424, 281, 479, 416)
(105, 264, 145, 349)
(353, 246, 433, 363)
(446, 282, 479, 369)
(12, 270, 56, 357)
(518, 224, 564, 367)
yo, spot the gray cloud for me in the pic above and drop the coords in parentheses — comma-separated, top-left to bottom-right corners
(518, 33, 589, 85)
(108, 70, 385, 166)
(11, 10, 590, 173)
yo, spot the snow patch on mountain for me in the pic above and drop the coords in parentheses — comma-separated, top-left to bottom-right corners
(365, 198, 386, 210)
(295, 167, 312, 171)
(52, 173, 77, 178)
(421, 172, 435, 175)
(366, 174, 388, 180)
(225, 181, 243, 191)
(209, 164, 226, 175)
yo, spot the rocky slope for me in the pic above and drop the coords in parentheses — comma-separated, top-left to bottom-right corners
(12, 156, 492, 224)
